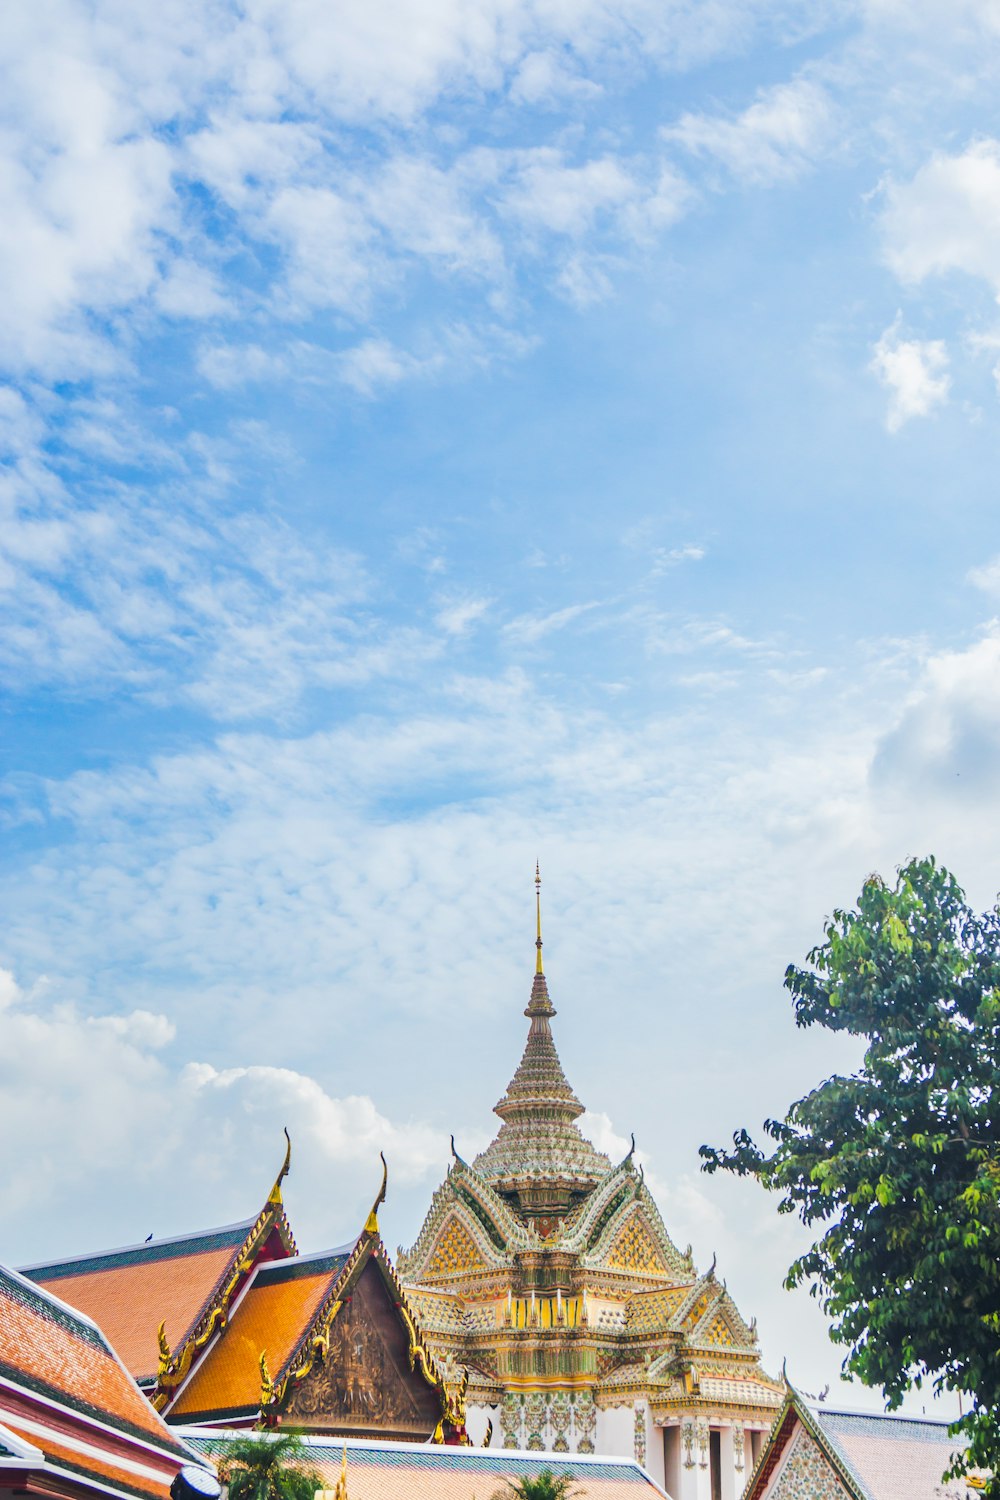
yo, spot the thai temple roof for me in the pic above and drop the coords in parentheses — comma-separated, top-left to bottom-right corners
(746, 1387, 985, 1500)
(472, 866, 611, 1198)
(21, 1147, 465, 1444)
(0, 1261, 205, 1500)
(168, 1245, 355, 1421)
(24, 1137, 298, 1386)
(184, 1432, 664, 1499)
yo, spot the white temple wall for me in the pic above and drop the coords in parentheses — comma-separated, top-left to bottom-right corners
(596, 1403, 634, 1459)
(651, 1420, 755, 1500)
(466, 1403, 500, 1448)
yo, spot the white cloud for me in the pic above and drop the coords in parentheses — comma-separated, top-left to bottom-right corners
(666, 77, 832, 185)
(0, 0, 772, 380)
(196, 343, 287, 390)
(872, 626, 1000, 795)
(869, 317, 950, 431)
(501, 151, 638, 238)
(968, 554, 1000, 595)
(337, 337, 443, 396)
(0, 974, 450, 1261)
(881, 140, 1000, 292)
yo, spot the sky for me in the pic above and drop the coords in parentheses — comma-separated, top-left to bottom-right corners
(3, 0, 1000, 1420)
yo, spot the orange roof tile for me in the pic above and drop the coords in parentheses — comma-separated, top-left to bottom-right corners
(0, 1417, 173, 1500)
(28, 1233, 251, 1383)
(0, 1270, 185, 1453)
(170, 1261, 340, 1418)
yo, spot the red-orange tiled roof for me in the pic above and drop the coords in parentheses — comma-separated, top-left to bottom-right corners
(0, 1416, 174, 1500)
(170, 1253, 349, 1419)
(25, 1224, 255, 1382)
(0, 1267, 187, 1455)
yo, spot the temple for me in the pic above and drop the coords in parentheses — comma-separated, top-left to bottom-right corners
(398, 867, 783, 1497)
(0, 1260, 212, 1500)
(23, 1146, 466, 1446)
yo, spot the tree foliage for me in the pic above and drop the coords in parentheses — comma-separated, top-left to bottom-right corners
(701, 857, 1000, 1489)
(490, 1470, 583, 1500)
(212, 1433, 321, 1500)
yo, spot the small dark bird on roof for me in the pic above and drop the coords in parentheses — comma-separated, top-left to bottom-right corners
(145, 1233, 153, 1242)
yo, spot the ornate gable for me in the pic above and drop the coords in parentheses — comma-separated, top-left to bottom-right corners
(605, 1213, 669, 1275)
(281, 1256, 444, 1440)
(426, 1217, 490, 1279)
(580, 1181, 688, 1282)
(399, 1164, 516, 1285)
(688, 1284, 757, 1351)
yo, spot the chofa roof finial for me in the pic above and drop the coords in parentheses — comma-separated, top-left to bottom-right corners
(267, 1127, 292, 1207)
(535, 860, 543, 975)
(365, 1152, 389, 1236)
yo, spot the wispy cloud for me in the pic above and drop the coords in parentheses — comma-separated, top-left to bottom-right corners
(503, 601, 601, 644)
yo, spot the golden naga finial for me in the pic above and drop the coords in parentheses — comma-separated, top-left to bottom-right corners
(364, 1152, 388, 1236)
(267, 1128, 292, 1207)
(535, 860, 543, 975)
(331, 1445, 349, 1500)
(156, 1321, 172, 1379)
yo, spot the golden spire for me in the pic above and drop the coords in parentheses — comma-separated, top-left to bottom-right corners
(535, 861, 543, 975)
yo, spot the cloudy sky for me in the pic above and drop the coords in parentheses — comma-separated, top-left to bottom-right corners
(3, 0, 1000, 1415)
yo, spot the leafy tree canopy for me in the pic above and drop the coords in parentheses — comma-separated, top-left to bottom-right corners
(701, 857, 1000, 1489)
(490, 1469, 583, 1499)
(212, 1433, 321, 1500)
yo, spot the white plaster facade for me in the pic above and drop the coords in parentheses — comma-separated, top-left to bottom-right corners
(468, 1398, 769, 1498)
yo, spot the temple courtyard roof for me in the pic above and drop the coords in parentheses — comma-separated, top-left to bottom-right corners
(184, 1431, 667, 1499)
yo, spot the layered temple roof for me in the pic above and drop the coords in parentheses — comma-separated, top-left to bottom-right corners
(398, 873, 785, 1440)
(21, 1147, 468, 1445)
(24, 1137, 297, 1388)
(0, 1261, 206, 1500)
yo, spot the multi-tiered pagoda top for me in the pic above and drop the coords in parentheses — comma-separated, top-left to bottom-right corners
(398, 873, 783, 1465)
(473, 866, 610, 1225)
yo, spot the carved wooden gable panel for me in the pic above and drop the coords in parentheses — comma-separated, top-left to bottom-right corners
(425, 1215, 489, 1279)
(283, 1260, 441, 1439)
(605, 1213, 669, 1275)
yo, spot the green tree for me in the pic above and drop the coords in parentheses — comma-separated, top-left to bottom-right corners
(212, 1433, 322, 1500)
(701, 856, 1000, 1491)
(490, 1470, 583, 1500)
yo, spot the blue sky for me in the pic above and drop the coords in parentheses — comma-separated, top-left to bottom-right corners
(3, 0, 1000, 1412)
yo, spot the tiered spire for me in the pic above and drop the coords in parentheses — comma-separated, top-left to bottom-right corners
(472, 867, 610, 1214)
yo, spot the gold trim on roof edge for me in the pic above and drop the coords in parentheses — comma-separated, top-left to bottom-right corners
(154, 1134, 298, 1409)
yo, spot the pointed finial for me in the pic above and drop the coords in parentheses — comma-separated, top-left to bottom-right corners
(365, 1152, 388, 1235)
(267, 1127, 292, 1206)
(535, 861, 543, 975)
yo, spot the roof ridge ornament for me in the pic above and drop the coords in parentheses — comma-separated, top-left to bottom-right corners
(365, 1152, 389, 1236)
(267, 1128, 292, 1207)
